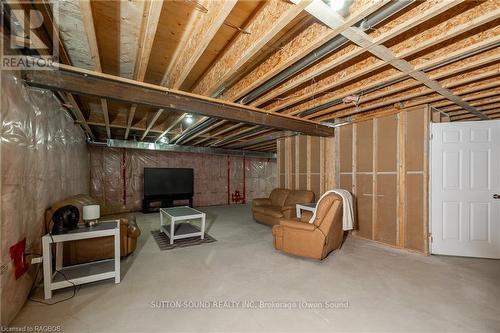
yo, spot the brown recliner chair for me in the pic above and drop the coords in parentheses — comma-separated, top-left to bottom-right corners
(252, 188, 315, 226)
(272, 192, 344, 260)
(45, 194, 141, 265)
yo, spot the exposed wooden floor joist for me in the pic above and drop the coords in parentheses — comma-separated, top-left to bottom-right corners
(23, 62, 335, 137)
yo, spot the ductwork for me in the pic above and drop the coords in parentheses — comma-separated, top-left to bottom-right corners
(211, 125, 267, 147)
(173, 118, 219, 145)
(87, 139, 277, 159)
(238, 0, 414, 105)
(169, 1, 413, 141)
(299, 40, 500, 118)
(297, 74, 408, 117)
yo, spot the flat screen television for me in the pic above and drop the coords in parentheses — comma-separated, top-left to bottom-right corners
(144, 168, 194, 198)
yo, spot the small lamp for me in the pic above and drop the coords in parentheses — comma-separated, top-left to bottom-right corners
(83, 205, 100, 227)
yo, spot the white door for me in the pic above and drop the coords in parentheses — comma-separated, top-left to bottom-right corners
(430, 120, 500, 258)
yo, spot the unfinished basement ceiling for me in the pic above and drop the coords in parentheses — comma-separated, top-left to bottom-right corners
(19, 0, 500, 151)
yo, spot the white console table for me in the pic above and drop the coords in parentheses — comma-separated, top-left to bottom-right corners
(295, 203, 317, 218)
(42, 220, 120, 299)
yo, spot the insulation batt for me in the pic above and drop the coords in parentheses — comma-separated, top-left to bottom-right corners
(1, 70, 89, 325)
(89, 147, 277, 212)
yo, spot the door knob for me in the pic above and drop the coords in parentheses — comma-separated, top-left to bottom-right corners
(494, 194, 500, 199)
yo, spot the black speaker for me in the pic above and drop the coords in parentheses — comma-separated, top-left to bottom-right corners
(51, 205, 79, 234)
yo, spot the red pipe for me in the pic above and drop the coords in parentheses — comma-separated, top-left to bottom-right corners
(227, 156, 230, 205)
(242, 156, 246, 204)
(122, 148, 127, 206)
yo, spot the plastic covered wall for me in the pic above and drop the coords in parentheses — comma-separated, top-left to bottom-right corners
(89, 147, 277, 212)
(1, 71, 89, 324)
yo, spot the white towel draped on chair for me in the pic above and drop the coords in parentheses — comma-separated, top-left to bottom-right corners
(309, 189, 354, 231)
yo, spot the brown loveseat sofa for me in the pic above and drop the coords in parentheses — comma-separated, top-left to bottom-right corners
(272, 192, 344, 260)
(45, 194, 141, 265)
(252, 188, 314, 226)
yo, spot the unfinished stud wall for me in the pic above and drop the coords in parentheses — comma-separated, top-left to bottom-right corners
(89, 147, 277, 212)
(277, 135, 336, 201)
(278, 107, 430, 254)
(1, 71, 89, 325)
(338, 107, 430, 253)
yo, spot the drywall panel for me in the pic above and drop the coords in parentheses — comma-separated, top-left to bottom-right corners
(375, 174, 398, 245)
(1, 71, 89, 325)
(356, 174, 373, 239)
(406, 174, 425, 252)
(406, 109, 425, 172)
(356, 120, 373, 172)
(377, 114, 398, 172)
(339, 125, 353, 172)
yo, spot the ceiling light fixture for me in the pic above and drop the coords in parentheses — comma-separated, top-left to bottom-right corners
(185, 114, 193, 124)
(329, 0, 346, 11)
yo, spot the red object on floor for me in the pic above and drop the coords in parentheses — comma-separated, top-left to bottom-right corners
(232, 190, 244, 203)
(9, 238, 29, 279)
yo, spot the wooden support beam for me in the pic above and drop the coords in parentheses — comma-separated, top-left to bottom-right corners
(254, 0, 462, 108)
(244, 140, 278, 151)
(85, 121, 163, 134)
(156, 0, 236, 143)
(271, 10, 500, 114)
(23, 63, 335, 137)
(182, 120, 227, 145)
(452, 108, 500, 121)
(155, 114, 186, 143)
(306, 38, 500, 119)
(125, 0, 163, 140)
(317, 66, 500, 121)
(224, 0, 390, 102)
(79, 0, 111, 138)
(65, 93, 95, 139)
(445, 99, 500, 114)
(140, 109, 163, 141)
(163, 0, 236, 89)
(194, 123, 243, 146)
(211, 126, 267, 147)
(170, 117, 207, 143)
(298, 0, 491, 120)
(351, 86, 500, 123)
(30, 1, 95, 140)
(229, 130, 293, 149)
(192, 0, 310, 97)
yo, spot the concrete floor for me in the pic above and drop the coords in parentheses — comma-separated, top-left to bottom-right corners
(12, 204, 500, 332)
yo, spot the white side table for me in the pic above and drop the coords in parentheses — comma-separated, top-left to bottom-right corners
(296, 203, 317, 218)
(42, 220, 120, 299)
